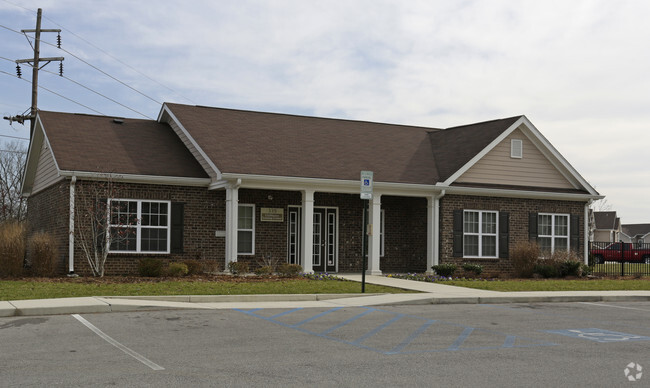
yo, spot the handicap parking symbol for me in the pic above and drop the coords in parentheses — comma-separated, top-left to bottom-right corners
(546, 328, 650, 343)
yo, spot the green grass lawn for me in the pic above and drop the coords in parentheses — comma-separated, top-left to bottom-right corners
(443, 278, 650, 292)
(0, 277, 412, 301)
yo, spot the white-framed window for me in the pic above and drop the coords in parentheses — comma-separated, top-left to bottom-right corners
(463, 210, 498, 258)
(108, 199, 170, 253)
(237, 204, 255, 255)
(538, 213, 569, 253)
(511, 139, 523, 158)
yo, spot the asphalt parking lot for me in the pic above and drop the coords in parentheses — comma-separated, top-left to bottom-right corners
(1, 302, 648, 387)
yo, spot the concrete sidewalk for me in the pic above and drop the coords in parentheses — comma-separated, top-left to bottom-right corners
(2, 275, 650, 317)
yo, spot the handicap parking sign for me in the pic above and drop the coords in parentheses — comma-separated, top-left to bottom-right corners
(361, 171, 373, 199)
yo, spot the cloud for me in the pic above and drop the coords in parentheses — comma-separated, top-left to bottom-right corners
(2, 0, 650, 222)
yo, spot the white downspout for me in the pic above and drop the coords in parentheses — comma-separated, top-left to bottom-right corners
(68, 176, 76, 275)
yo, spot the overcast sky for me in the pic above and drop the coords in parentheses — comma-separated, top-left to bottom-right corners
(1, 0, 649, 224)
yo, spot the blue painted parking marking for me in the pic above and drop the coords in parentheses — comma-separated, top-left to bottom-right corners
(235, 307, 555, 355)
(546, 328, 650, 343)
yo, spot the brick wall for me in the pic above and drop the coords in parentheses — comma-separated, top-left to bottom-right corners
(28, 180, 228, 276)
(26, 181, 70, 273)
(439, 194, 588, 276)
(27, 180, 589, 277)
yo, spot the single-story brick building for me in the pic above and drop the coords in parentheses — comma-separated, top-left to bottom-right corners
(21, 103, 602, 276)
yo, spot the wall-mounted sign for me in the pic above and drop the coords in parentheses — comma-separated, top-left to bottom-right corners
(260, 207, 284, 222)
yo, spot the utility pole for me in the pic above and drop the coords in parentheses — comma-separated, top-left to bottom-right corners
(3, 8, 64, 138)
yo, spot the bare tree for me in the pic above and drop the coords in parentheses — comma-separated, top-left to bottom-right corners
(0, 140, 27, 222)
(590, 197, 612, 212)
(75, 176, 136, 277)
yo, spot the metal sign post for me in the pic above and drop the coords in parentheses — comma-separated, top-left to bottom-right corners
(360, 171, 373, 293)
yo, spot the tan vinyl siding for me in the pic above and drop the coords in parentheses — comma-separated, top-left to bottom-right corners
(32, 139, 63, 194)
(167, 120, 218, 179)
(456, 127, 575, 189)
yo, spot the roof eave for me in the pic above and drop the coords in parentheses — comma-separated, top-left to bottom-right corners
(436, 183, 603, 202)
(58, 170, 212, 187)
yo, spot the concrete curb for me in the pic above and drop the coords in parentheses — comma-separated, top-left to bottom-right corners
(7, 297, 111, 316)
(2, 293, 650, 317)
(375, 294, 650, 306)
(100, 293, 374, 303)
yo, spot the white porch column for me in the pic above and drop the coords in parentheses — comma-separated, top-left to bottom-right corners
(225, 184, 239, 268)
(426, 191, 445, 275)
(367, 194, 382, 275)
(301, 189, 315, 273)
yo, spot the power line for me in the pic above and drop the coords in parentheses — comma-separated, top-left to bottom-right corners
(2, 19, 161, 111)
(39, 67, 153, 119)
(41, 16, 197, 106)
(0, 70, 105, 115)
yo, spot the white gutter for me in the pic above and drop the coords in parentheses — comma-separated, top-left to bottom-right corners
(68, 176, 76, 274)
(220, 173, 441, 197)
(58, 171, 211, 187)
(436, 184, 603, 202)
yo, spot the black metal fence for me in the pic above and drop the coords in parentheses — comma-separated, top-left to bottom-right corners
(589, 241, 650, 276)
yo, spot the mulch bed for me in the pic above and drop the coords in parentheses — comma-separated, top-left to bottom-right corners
(0, 275, 306, 284)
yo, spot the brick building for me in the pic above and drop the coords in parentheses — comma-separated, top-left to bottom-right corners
(21, 104, 601, 276)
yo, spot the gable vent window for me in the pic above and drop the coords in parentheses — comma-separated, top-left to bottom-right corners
(511, 139, 523, 158)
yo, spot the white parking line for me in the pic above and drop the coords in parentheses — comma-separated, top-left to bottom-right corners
(579, 302, 650, 312)
(72, 314, 165, 371)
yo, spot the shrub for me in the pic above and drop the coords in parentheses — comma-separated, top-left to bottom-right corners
(559, 260, 582, 277)
(533, 262, 559, 278)
(202, 260, 220, 274)
(166, 262, 189, 277)
(0, 222, 26, 277)
(227, 261, 249, 275)
(277, 263, 302, 277)
(254, 265, 273, 276)
(138, 258, 163, 277)
(511, 241, 540, 278)
(431, 263, 457, 277)
(183, 259, 203, 275)
(29, 231, 59, 277)
(580, 264, 591, 277)
(462, 263, 483, 276)
(256, 253, 280, 273)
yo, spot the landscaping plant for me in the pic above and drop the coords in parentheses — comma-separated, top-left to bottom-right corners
(0, 221, 26, 277)
(28, 231, 59, 277)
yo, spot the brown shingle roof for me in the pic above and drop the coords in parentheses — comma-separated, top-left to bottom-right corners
(37, 106, 525, 185)
(165, 103, 521, 185)
(594, 211, 619, 230)
(430, 116, 522, 182)
(38, 111, 209, 179)
(622, 224, 650, 237)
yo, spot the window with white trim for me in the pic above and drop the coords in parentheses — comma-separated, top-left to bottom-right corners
(237, 204, 255, 255)
(108, 200, 170, 253)
(511, 139, 523, 158)
(538, 213, 569, 253)
(463, 210, 498, 257)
